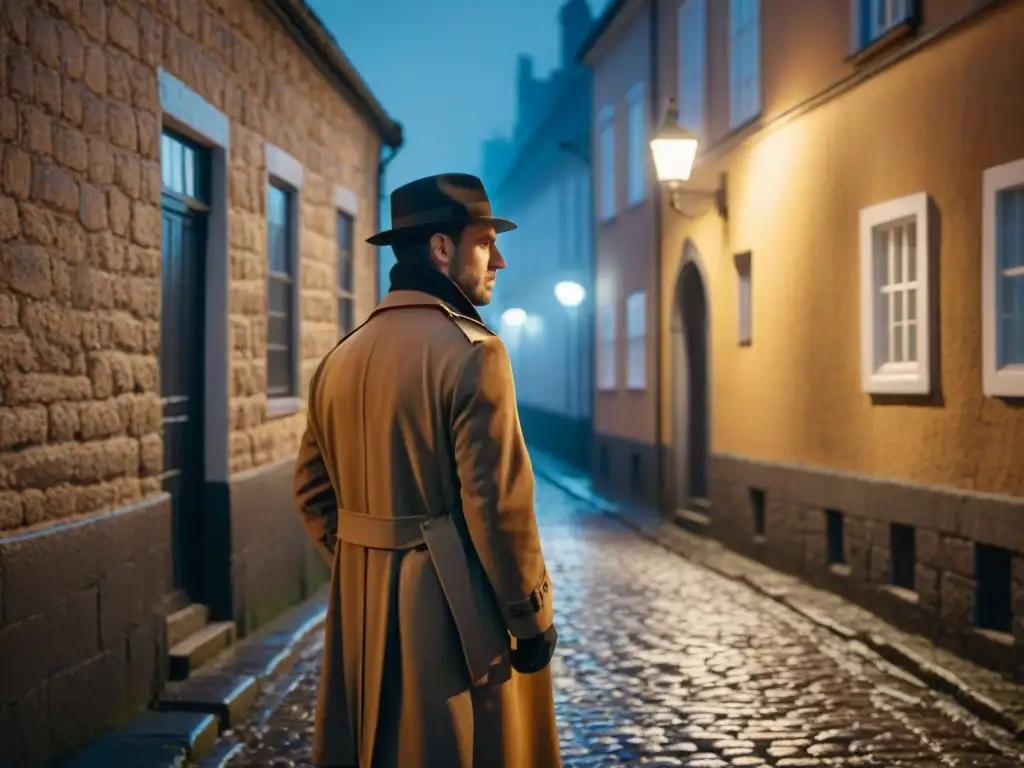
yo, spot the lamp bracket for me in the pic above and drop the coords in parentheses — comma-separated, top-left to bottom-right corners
(666, 172, 728, 220)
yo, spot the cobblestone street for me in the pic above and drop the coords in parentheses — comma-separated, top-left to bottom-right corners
(217, 477, 1024, 767)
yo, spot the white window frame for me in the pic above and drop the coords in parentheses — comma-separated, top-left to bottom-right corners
(598, 300, 617, 390)
(626, 82, 646, 207)
(728, 0, 761, 130)
(626, 291, 647, 390)
(598, 106, 616, 222)
(853, 0, 912, 49)
(677, 0, 707, 137)
(735, 251, 752, 346)
(859, 191, 931, 396)
(982, 157, 1024, 398)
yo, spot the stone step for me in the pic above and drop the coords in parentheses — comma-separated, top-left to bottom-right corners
(674, 506, 711, 534)
(157, 672, 260, 730)
(689, 496, 711, 512)
(60, 710, 218, 766)
(169, 621, 237, 681)
(166, 603, 210, 649)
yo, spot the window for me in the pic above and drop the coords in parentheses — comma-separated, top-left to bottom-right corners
(735, 251, 752, 345)
(626, 83, 646, 206)
(859, 191, 931, 395)
(626, 290, 646, 389)
(855, 0, 915, 48)
(337, 211, 355, 336)
(728, 0, 761, 129)
(598, 106, 615, 221)
(598, 301, 616, 390)
(677, 0, 706, 136)
(267, 181, 296, 398)
(982, 157, 1024, 398)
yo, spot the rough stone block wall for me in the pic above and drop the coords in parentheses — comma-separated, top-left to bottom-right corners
(708, 453, 1024, 679)
(214, 0, 380, 474)
(0, 0, 382, 535)
(0, 0, 167, 533)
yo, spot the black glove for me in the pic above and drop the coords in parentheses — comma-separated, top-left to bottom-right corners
(510, 624, 558, 674)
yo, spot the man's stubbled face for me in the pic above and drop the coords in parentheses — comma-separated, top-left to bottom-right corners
(448, 222, 506, 306)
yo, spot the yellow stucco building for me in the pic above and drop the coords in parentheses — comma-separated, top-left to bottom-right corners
(583, 0, 1023, 678)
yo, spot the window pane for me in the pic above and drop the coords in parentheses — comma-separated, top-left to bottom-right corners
(908, 321, 918, 362)
(997, 187, 1024, 271)
(338, 212, 354, 293)
(161, 131, 206, 201)
(268, 186, 292, 275)
(268, 276, 291, 313)
(339, 297, 354, 335)
(268, 313, 290, 349)
(267, 348, 292, 396)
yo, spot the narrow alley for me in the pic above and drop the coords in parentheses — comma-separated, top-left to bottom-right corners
(216, 477, 1024, 768)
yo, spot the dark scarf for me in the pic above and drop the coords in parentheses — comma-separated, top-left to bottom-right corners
(388, 260, 485, 325)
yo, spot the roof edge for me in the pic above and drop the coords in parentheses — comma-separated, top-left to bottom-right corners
(266, 0, 404, 149)
(574, 0, 628, 64)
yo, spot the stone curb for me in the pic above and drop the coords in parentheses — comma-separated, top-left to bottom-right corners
(61, 591, 329, 767)
(531, 456, 1024, 741)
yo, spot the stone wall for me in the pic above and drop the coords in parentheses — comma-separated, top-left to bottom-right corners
(0, 0, 387, 762)
(0, 0, 380, 529)
(708, 452, 1024, 681)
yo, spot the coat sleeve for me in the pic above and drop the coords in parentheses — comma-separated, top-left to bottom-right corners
(450, 336, 554, 640)
(293, 365, 338, 566)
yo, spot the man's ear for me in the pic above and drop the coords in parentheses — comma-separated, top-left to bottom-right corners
(429, 232, 453, 273)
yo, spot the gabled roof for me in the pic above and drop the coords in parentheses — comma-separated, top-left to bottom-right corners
(266, 0, 403, 148)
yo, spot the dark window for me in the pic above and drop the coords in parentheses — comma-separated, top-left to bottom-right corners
(629, 452, 642, 494)
(267, 181, 295, 398)
(338, 212, 355, 336)
(598, 444, 610, 480)
(857, 0, 918, 48)
(826, 509, 845, 565)
(751, 488, 766, 536)
(975, 544, 1012, 633)
(890, 523, 916, 589)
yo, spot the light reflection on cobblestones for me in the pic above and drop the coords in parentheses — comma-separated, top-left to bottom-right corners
(221, 479, 1024, 767)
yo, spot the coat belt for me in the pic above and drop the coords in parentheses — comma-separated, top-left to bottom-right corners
(333, 508, 510, 687)
(335, 509, 427, 550)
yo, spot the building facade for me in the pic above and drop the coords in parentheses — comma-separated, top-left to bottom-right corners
(579, 0, 661, 504)
(583, 0, 1024, 679)
(0, 0, 401, 762)
(483, 0, 596, 469)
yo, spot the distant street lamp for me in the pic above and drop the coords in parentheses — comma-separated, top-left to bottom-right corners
(554, 280, 586, 308)
(553, 281, 586, 419)
(650, 98, 728, 219)
(501, 307, 527, 328)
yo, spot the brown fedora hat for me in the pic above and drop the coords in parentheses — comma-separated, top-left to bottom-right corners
(366, 173, 517, 246)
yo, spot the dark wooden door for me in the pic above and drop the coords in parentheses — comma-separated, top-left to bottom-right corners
(160, 131, 209, 598)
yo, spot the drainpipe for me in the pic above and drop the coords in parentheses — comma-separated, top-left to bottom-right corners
(376, 143, 401, 300)
(649, 0, 665, 510)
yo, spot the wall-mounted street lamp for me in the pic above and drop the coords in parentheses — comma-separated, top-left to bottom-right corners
(650, 98, 728, 220)
(554, 280, 586, 308)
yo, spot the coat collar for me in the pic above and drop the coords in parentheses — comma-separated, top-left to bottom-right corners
(384, 260, 488, 326)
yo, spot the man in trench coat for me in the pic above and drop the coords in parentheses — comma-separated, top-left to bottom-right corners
(293, 173, 562, 767)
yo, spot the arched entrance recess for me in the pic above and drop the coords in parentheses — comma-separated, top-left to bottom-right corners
(670, 241, 710, 509)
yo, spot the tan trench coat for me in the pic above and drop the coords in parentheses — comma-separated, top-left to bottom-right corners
(293, 289, 561, 767)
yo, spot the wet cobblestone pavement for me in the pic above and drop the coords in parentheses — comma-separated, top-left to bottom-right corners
(220, 478, 1024, 767)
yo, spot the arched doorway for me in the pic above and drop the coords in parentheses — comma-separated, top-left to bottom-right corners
(671, 244, 710, 510)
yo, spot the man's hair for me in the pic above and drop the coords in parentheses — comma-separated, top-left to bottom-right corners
(391, 224, 465, 264)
